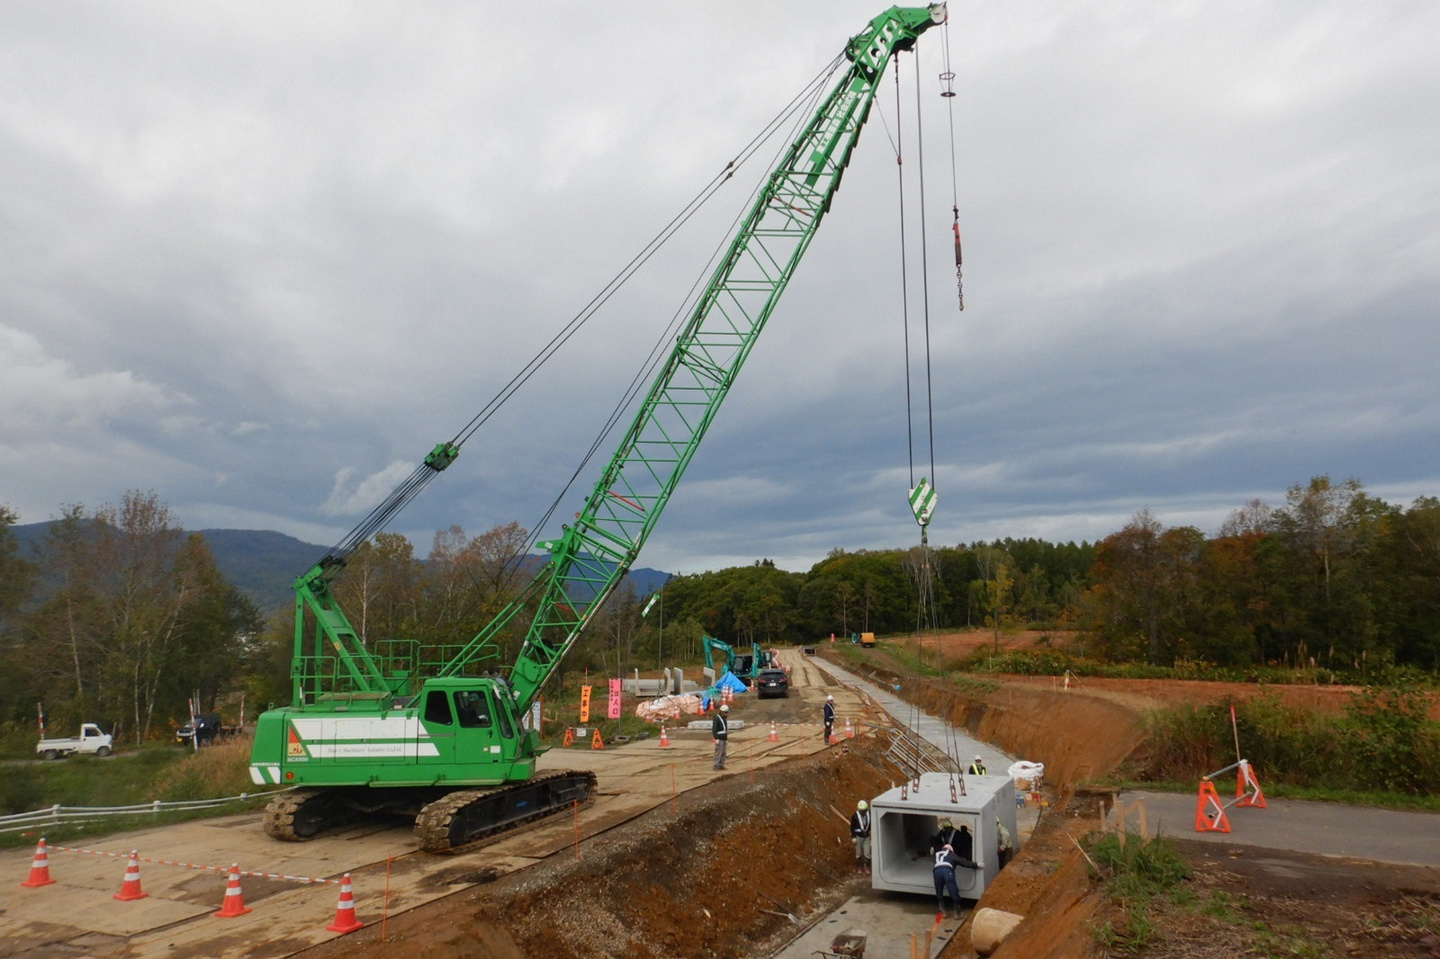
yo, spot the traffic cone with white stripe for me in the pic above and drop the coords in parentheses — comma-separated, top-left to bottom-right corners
(214, 863, 252, 917)
(769, 721, 778, 743)
(325, 872, 364, 934)
(20, 837, 56, 888)
(845, 717, 855, 739)
(1194, 780, 1230, 833)
(113, 849, 147, 901)
(659, 724, 670, 747)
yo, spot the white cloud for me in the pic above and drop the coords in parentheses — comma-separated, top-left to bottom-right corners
(321, 461, 415, 517)
(0, 0, 1436, 573)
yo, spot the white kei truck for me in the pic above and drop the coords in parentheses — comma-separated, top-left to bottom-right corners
(36, 723, 113, 759)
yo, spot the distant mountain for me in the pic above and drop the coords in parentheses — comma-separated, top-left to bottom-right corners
(198, 529, 327, 612)
(12, 522, 671, 615)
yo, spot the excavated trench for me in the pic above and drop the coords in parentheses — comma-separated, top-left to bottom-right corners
(293, 657, 1146, 959)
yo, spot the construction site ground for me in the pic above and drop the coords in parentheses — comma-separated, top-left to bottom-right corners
(4, 634, 1439, 958)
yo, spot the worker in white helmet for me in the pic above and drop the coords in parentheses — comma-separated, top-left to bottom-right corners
(850, 800, 873, 874)
(823, 694, 836, 744)
(712, 704, 730, 770)
(967, 754, 987, 776)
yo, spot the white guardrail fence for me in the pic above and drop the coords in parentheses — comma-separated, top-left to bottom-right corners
(0, 790, 288, 835)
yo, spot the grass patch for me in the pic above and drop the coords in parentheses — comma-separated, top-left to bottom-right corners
(1, 739, 281, 850)
(1087, 830, 1192, 953)
(1128, 685, 1440, 799)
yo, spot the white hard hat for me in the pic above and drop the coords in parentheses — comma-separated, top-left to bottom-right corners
(857, 800, 868, 810)
(720, 704, 729, 712)
(975, 754, 983, 761)
(827, 695, 834, 701)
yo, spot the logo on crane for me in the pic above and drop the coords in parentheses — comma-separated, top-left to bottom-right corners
(286, 724, 309, 761)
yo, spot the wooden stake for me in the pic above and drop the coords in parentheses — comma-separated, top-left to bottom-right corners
(381, 855, 392, 942)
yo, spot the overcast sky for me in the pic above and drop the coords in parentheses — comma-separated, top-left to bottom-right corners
(3, 1, 1437, 575)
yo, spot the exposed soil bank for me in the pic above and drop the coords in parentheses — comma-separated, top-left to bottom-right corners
(297, 737, 897, 959)
(836, 654, 1150, 793)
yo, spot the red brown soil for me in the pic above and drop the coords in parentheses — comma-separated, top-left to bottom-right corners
(297, 739, 893, 959)
(287, 636, 1436, 959)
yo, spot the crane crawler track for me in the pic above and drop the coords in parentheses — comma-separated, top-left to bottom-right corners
(264, 788, 367, 841)
(414, 770, 598, 853)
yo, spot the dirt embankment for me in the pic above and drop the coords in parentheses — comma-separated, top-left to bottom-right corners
(298, 739, 896, 959)
(831, 652, 1143, 959)
(843, 656, 1150, 794)
(291, 644, 1428, 959)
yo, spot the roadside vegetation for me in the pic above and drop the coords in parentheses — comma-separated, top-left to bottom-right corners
(1120, 684, 1440, 810)
(0, 739, 273, 849)
(1087, 830, 1192, 953)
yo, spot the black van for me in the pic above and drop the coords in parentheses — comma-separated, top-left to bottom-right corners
(176, 712, 224, 745)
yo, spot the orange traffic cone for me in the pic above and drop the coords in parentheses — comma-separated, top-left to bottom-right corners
(1194, 780, 1230, 833)
(659, 724, 670, 747)
(1236, 760, 1267, 808)
(768, 721, 778, 743)
(845, 717, 855, 739)
(215, 864, 253, 917)
(325, 873, 364, 934)
(591, 728, 605, 750)
(113, 850, 148, 901)
(20, 837, 56, 888)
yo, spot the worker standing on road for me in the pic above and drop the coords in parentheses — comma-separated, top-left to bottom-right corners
(850, 800, 872, 874)
(712, 704, 730, 770)
(967, 754, 987, 775)
(823, 695, 836, 743)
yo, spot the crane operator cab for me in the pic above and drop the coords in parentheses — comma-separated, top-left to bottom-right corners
(416, 679, 524, 771)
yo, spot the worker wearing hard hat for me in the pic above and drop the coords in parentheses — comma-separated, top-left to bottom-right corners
(967, 754, 987, 775)
(850, 800, 873, 874)
(997, 818, 1014, 867)
(823, 695, 836, 743)
(712, 704, 730, 771)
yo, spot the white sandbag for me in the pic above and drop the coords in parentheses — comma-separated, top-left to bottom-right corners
(1006, 760, 1045, 781)
(634, 693, 703, 722)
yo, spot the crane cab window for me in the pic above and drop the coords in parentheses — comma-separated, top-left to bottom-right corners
(453, 691, 493, 729)
(424, 690, 453, 726)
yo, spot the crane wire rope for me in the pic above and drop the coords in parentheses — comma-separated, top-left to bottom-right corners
(932, 20, 970, 783)
(911, 51, 941, 643)
(325, 55, 845, 564)
(941, 8, 964, 311)
(888, 52, 931, 777)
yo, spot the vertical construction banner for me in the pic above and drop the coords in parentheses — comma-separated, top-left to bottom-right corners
(522, 698, 543, 732)
(608, 678, 622, 720)
(580, 686, 592, 724)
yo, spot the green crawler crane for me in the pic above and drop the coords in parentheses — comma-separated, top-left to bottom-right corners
(249, 3, 950, 852)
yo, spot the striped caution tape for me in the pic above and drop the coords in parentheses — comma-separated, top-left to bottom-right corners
(52, 845, 341, 884)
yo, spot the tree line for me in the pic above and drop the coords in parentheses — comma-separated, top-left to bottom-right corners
(0, 493, 262, 745)
(1080, 477, 1440, 674)
(3, 473, 1435, 744)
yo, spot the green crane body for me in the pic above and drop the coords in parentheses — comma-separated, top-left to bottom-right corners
(249, 4, 948, 851)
